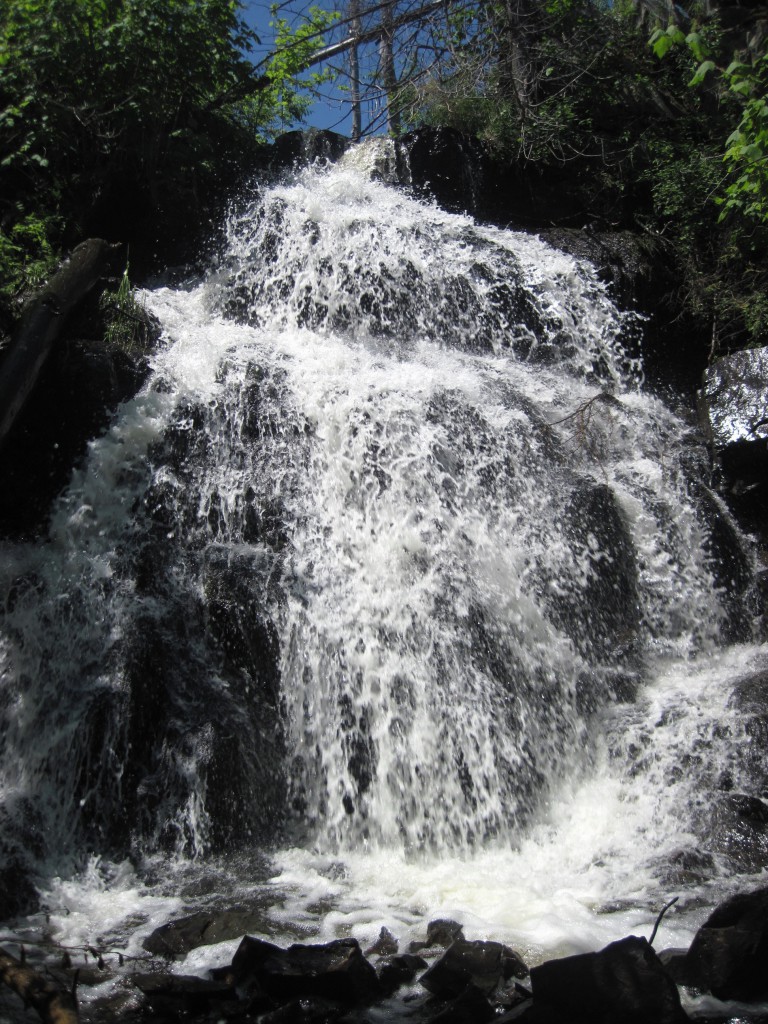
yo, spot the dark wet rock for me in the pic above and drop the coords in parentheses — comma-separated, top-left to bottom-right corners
(0, 855, 38, 920)
(699, 346, 768, 541)
(142, 908, 271, 956)
(727, 668, 768, 792)
(657, 948, 691, 986)
(574, 668, 641, 717)
(420, 939, 528, 999)
(63, 962, 114, 987)
(377, 953, 428, 994)
(540, 228, 664, 315)
(249, 129, 350, 176)
(409, 919, 465, 954)
(365, 926, 399, 957)
(529, 935, 688, 1024)
(427, 920, 465, 947)
(680, 886, 768, 1001)
(547, 482, 640, 666)
(0, 333, 150, 539)
(708, 793, 768, 873)
(226, 935, 381, 1005)
(271, 129, 350, 168)
(423, 982, 496, 1024)
(688, 480, 755, 643)
(655, 848, 717, 887)
(498, 1001, 573, 1023)
(395, 127, 487, 216)
(225, 935, 283, 982)
(259, 995, 345, 1024)
(132, 972, 237, 1013)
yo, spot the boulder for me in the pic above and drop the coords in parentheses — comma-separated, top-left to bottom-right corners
(409, 918, 465, 955)
(132, 972, 237, 1014)
(253, 129, 350, 174)
(227, 935, 381, 1005)
(394, 127, 487, 215)
(680, 886, 768, 1001)
(365, 926, 399, 957)
(423, 982, 497, 1023)
(258, 995, 345, 1024)
(420, 939, 528, 999)
(547, 482, 640, 666)
(0, 333, 149, 538)
(495, 999, 569, 1023)
(707, 793, 768, 874)
(529, 935, 688, 1024)
(727, 668, 768, 792)
(142, 908, 272, 956)
(377, 953, 428, 994)
(0, 856, 39, 920)
(699, 346, 768, 537)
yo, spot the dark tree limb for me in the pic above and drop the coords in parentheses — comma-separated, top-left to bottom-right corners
(0, 946, 79, 1024)
(0, 238, 122, 449)
(648, 896, 679, 947)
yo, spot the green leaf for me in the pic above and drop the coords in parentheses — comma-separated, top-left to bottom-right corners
(689, 60, 715, 86)
(651, 32, 673, 59)
(685, 31, 707, 63)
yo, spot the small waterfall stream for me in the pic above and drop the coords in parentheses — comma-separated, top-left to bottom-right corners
(1, 148, 766, 979)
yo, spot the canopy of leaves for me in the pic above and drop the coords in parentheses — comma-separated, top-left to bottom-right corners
(0, 0, 333, 307)
(403, 0, 767, 352)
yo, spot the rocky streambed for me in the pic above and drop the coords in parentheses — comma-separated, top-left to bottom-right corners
(3, 887, 768, 1023)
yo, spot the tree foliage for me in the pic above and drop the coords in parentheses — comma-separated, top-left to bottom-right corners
(400, 0, 767, 352)
(0, 0, 333, 319)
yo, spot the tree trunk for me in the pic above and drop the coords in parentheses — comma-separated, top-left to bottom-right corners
(0, 946, 79, 1024)
(349, 0, 363, 140)
(380, 0, 401, 135)
(0, 238, 122, 449)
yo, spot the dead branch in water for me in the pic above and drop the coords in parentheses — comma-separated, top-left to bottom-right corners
(0, 945, 79, 1024)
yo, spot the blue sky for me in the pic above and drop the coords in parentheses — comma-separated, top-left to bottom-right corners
(241, 1, 357, 135)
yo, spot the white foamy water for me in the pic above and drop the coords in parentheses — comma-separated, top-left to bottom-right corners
(1, 153, 766, 1003)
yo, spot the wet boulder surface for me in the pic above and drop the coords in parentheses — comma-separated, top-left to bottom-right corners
(699, 346, 768, 545)
(671, 887, 768, 1002)
(116, 890, 768, 1023)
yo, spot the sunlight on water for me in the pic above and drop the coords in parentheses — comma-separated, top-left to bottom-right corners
(1, 155, 764, 995)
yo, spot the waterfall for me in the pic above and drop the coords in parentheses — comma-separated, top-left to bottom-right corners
(0, 150, 764, 963)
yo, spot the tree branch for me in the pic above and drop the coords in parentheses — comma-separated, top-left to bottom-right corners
(0, 946, 79, 1024)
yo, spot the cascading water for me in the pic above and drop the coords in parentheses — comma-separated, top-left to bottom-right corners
(1, 146, 766, 981)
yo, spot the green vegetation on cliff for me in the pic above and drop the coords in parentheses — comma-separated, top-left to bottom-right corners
(2, 0, 766, 359)
(0, 0, 334, 334)
(403, 0, 768, 355)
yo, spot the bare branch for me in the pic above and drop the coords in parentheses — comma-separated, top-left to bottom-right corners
(0, 946, 79, 1024)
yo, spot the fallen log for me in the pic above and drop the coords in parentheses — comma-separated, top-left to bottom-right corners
(0, 945, 79, 1024)
(0, 238, 122, 449)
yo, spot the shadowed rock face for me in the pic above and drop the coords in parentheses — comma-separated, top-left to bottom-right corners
(530, 936, 688, 1024)
(699, 346, 768, 544)
(678, 887, 768, 1002)
(0, 335, 150, 539)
